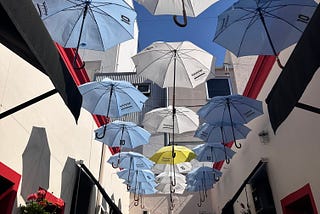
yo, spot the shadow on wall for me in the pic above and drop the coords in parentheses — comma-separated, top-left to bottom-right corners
(60, 157, 78, 214)
(21, 126, 51, 201)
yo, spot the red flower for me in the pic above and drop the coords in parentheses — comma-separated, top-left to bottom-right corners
(37, 189, 47, 199)
(26, 193, 38, 201)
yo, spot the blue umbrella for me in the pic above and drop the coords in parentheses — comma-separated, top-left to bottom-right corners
(213, 0, 317, 68)
(33, 0, 137, 68)
(186, 166, 222, 183)
(197, 94, 263, 148)
(79, 78, 148, 118)
(194, 122, 251, 143)
(129, 181, 157, 208)
(186, 166, 221, 207)
(95, 120, 151, 149)
(117, 169, 155, 189)
(107, 151, 154, 169)
(192, 143, 236, 164)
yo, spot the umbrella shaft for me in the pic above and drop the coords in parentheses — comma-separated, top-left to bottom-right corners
(257, 8, 278, 56)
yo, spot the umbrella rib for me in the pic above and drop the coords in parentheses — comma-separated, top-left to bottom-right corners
(213, 7, 258, 41)
(236, 10, 260, 56)
(136, 51, 174, 77)
(86, 6, 104, 49)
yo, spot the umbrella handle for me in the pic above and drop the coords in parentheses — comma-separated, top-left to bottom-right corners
(173, 0, 187, 27)
(134, 193, 139, 201)
(215, 174, 220, 182)
(234, 141, 242, 149)
(276, 56, 285, 69)
(96, 125, 107, 139)
(226, 158, 230, 164)
(197, 201, 202, 207)
(72, 56, 86, 70)
(134, 200, 139, 206)
(170, 203, 175, 210)
(111, 159, 120, 168)
(127, 184, 131, 190)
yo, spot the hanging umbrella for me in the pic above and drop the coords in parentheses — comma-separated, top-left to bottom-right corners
(156, 182, 186, 195)
(150, 145, 196, 165)
(186, 166, 221, 207)
(152, 162, 192, 174)
(156, 171, 186, 194)
(132, 41, 214, 89)
(79, 78, 148, 118)
(192, 143, 236, 164)
(33, 0, 137, 68)
(117, 169, 155, 183)
(107, 151, 154, 169)
(195, 122, 251, 144)
(129, 181, 158, 207)
(197, 94, 263, 148)
(79, 78, 148, 193)
(155, 171, 186, 184)
(95, 120, 151, 150)
(142, 106, 199, 134)
(213, 0, 317, 68)
(133, 41, 214, 154)
(186, 166, 222, 182)
(150, 145, 195, 186)
(117, 169, 155, 190)
(135, 0, 218, 27)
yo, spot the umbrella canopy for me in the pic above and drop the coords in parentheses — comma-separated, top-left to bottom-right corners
(152, 162, 192, 174)
(192, 143, 236, 163)
(129, 182, 158, 195)
(107, 152, 154, 170)
(213, 0, 317, 67)
(132, 41, 214, 89)
(78, 78, 148, 118)
(117, 169, 155, 184)
(95, 120, 151, 148)
(155, 171, 186, 184)
(150, 145, 196, 165)
(198, 94, 263, 124)
(142, 106, 199, 134)
(156, 182, 186, 195)
(194, 122, 251, 143)
(186, 166, 222, 183)
(135, 0, 218, 27)
(33, 0, 137, 67)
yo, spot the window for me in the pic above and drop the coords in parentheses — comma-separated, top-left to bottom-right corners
(249, 165, 276, 214)
(281, 184, 317, 214)
(206, 78, 231, 99)
(134, 83, 151, 96)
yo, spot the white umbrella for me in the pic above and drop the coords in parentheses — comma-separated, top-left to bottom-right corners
(152, 162, 192, 174)
(155, 171, 186, 184)
(142, 106, 199, 134)
(132, 41, 214, 89)
(135, 0, 218, 27)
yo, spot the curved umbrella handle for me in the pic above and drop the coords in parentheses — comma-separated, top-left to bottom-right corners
(214, 173, 220, 182)
(197, 201, 202, 207)
(173, 0, 187, 27)
(96, 125, 107, 139)
(226, 158, 230, 164)
(235, 141, 242, 149)
(276, 56, 284, 69)
(111, 159, 120, 168)
(134, 200, 139, 206)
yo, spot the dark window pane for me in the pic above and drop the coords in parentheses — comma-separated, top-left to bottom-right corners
(206, 79, 231, 98)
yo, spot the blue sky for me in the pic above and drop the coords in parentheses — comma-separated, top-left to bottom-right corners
(133, 0, 237, 67)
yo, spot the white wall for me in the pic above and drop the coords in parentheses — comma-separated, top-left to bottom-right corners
(0, 44, 130, 213)
(210, 43, 320, 214)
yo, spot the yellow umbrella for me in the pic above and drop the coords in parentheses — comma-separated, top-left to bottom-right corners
(150, 145, 196, 164)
